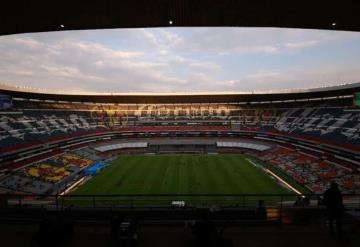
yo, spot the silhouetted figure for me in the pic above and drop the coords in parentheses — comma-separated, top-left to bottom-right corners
(323, 182, 344, 236)
(255, 200, 267, 220)
(110, 215, 122, 241)
(192, 219, 217, 246)
(111, 218, 138, 247)
(302, 196, 310, 206)
(294, 196, 304, 207)
(38, 218, 54, 247)
(191, 209, 218, 247)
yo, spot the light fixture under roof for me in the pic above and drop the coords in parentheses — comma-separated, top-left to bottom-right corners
(60, 24, 65, 28)
(169, 20, 173, 25)
(332, 22, 336, 26)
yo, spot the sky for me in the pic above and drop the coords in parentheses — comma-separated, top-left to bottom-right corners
(0, 27, 360, 93)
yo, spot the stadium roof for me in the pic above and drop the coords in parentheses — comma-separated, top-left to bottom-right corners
(1, 0, 360, 36)
(1, 83, 359, 104)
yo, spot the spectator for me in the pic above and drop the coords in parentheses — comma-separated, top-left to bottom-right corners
(255, 200, 267, 220)
(293, 196, 304, 207)
(302, 196, 310, 206)
(110, 215, 122, 241)
(323, 182, 344, 236)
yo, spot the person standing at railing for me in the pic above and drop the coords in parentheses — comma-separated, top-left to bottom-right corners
(294, 196, 304, 207)
(323, 182, 344, 236)
(255, 200, 267, 220)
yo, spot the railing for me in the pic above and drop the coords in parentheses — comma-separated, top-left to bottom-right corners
(1, 193, 360, 210)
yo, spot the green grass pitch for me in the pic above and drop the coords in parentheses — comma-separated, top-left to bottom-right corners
(72, 154, 292, 198)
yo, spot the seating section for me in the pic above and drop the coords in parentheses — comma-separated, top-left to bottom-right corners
(25, 164, 70, 183)
(1, 100, 359, 148)
(0, 111, 108, 148)
(0, 100, 359, 196)
(0, 150, 96, 194)
(261, 107, 360, 145)
(260, 147, 360, 193)
(55, 154, 94, 169)
(216, 141, 270, 151)
(94, 142, 148, 152)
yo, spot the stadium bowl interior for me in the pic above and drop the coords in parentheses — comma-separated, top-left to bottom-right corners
(1, 1, 360, 246)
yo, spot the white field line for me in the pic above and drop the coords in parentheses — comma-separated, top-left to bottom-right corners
(60, 177, 86, 196)
(247, 158, 303, 195)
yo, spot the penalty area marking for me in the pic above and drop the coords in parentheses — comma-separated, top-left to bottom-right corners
(246, 158, 303, 195)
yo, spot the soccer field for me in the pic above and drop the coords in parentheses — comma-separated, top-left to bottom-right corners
(72, 154, 292, 198)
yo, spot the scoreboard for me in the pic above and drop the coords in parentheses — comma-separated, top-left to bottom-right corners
(354, 92, 360, 107)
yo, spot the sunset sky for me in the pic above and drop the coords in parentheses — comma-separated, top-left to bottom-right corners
(1, 27, 360, 93)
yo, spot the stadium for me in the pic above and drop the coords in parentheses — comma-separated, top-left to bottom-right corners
(1, 1, 360, 246)
(1, 83, 360, 198)
(1, 83, 360, 217)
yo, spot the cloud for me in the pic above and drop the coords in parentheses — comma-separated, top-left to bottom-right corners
(0, 27, 360, 93)
(236, 66, 360, 91)
(284, 40, 319, 50)
(0, 34, 189, 92)
(167, 28, 359, 55)
(188, 62, 222, 71)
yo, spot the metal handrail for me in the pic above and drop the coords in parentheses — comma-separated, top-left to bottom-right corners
(1, 193, 359, 209)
